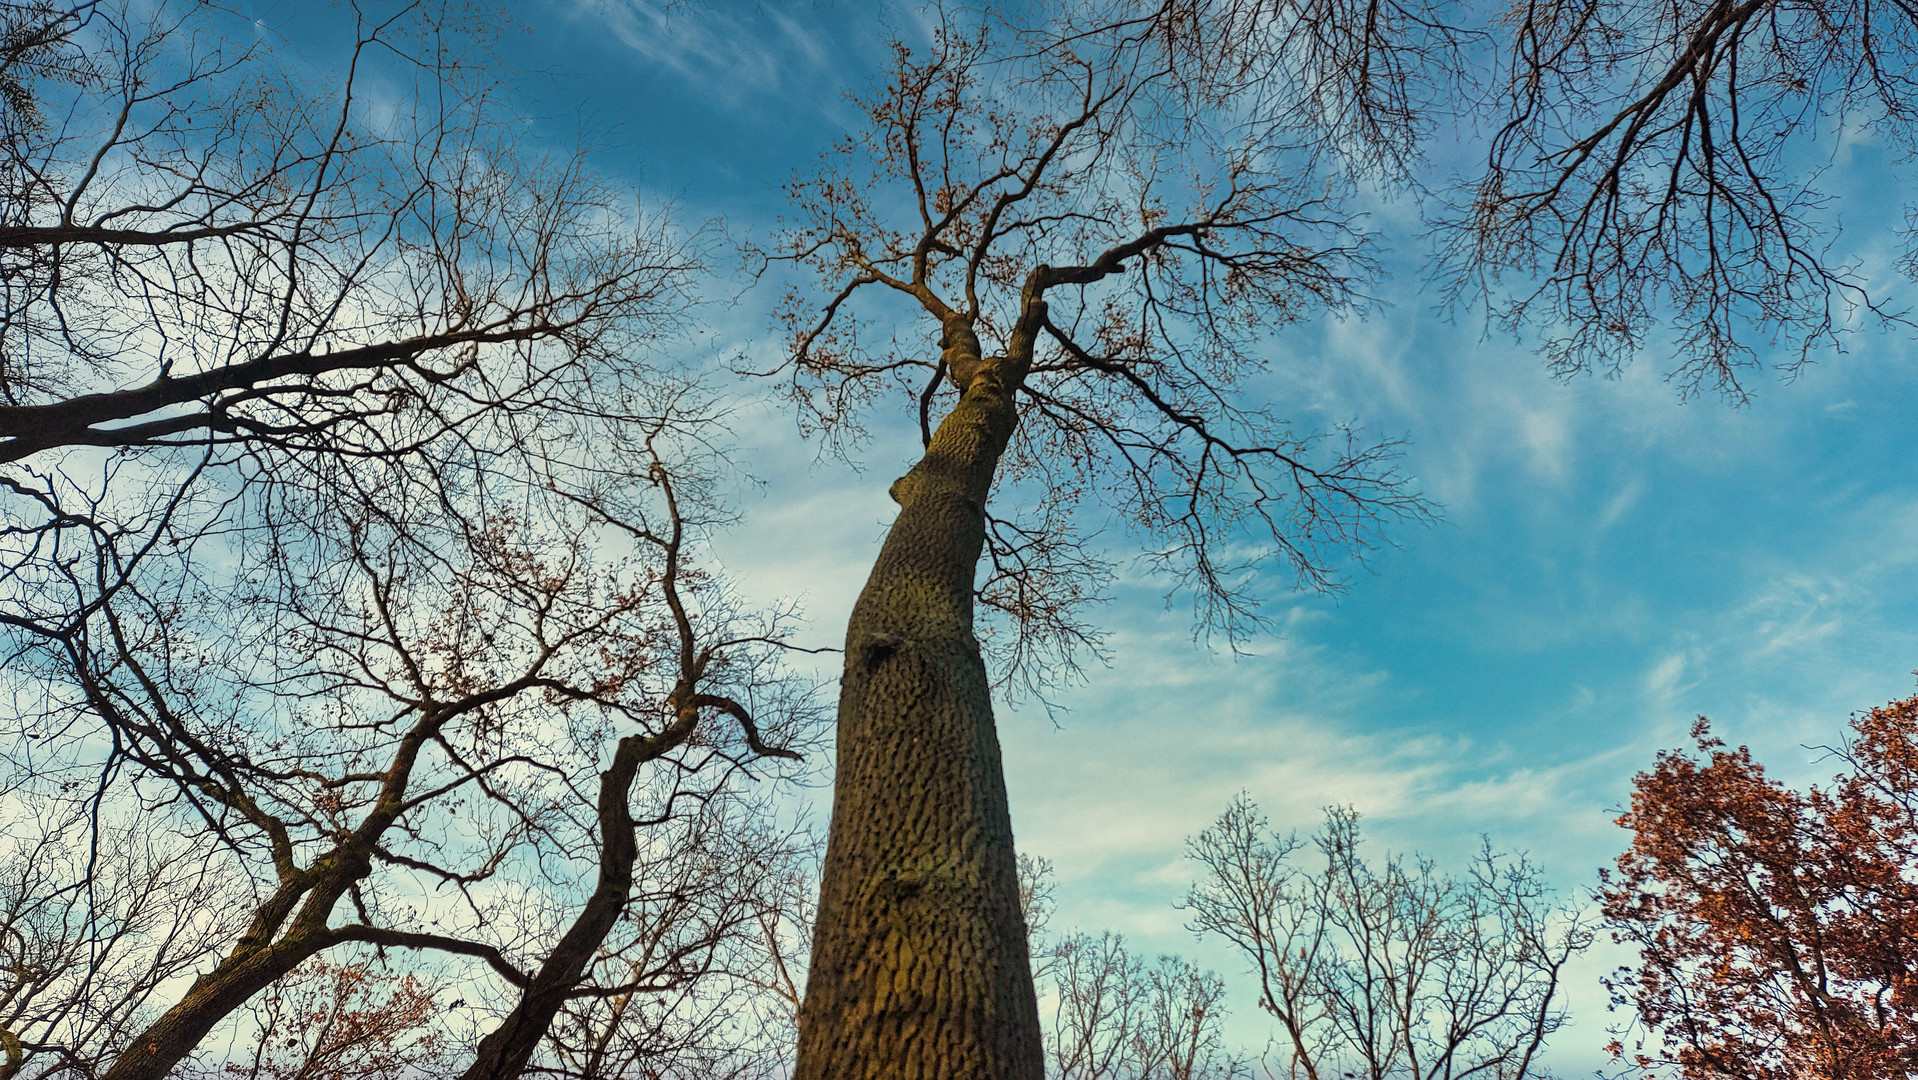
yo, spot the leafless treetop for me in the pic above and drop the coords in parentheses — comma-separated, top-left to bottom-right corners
(1451, 0, 1918, 398)
(754, 2, 1442, 689)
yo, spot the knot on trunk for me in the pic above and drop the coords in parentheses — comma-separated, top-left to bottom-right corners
(859, 631, 905, 669)
(877, 867, 929, 901)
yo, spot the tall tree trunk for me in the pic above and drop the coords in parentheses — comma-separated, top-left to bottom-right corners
(794, 317, 1044, 1080)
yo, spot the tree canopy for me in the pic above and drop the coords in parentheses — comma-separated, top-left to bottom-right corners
(4, 0, 1915, 1075)
(1603, 701, 1918, 1079)
(1453, 0, 1918, 397)
(0, 3, 818, 1077)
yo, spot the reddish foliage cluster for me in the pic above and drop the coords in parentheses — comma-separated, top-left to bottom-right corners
(1602, 697, 1918, 1079)
(225, 958, 450, 1080)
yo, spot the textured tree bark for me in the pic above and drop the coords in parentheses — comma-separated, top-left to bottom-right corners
(793, 315, 1044, 1080)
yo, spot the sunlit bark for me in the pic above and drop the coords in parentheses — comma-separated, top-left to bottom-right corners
(796, 315, 1044, 1079)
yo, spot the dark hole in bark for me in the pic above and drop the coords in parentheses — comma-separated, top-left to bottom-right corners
(862, 633, 904, 668)
(880, 868, 928, 901)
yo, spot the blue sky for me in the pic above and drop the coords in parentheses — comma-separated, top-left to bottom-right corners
(270, 0, 1918, 1068)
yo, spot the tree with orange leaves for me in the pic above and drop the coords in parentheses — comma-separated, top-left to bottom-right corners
(222, 957, 451, 1080)
(1601, 697, 1918, 1079)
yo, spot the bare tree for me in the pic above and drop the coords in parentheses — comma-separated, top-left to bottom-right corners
(1134, 955, 1241, 1080)
(536, 803, 819, 1080)
(1050, 932, 1151, 1080)
(1185, 797, 1592, 1080)
(1021, 852, 1060, 983)
(216, 953, 456, 1080)
(1045, 931, 1244, 1080)
(0, 0, 689, 464)
(0, 806, 238, 1079)
(0, 2, 820, 1077)
(762, 5, 1437, 1074)
(8, 408, 818, 1080)
(1452, 0, 1918, 397)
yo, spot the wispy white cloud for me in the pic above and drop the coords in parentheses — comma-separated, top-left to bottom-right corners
(566, 0, 842, 109)
(1596, 476, 1645, 531)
